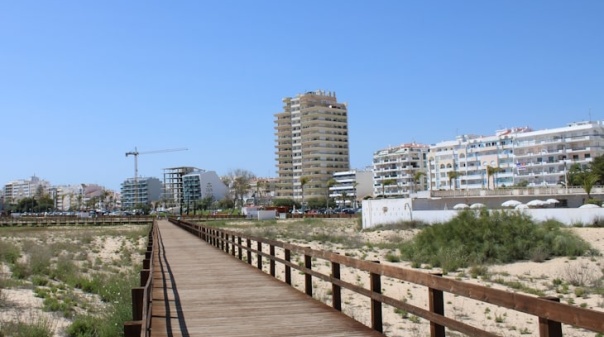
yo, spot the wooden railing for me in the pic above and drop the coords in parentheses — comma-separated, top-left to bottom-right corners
(0, 216, 153, 227)
(169, 217, 604, 337)
(124, 221, 157, 337)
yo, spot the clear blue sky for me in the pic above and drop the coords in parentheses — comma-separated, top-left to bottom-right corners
(1, 1, 602, 191)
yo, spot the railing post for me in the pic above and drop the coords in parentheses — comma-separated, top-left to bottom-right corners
(429, 273, 445, 337)
(231, 234, 236, 256)
(285, 249, 291, 285)
(131, 287, 144, 320)
(140, 269, 150, 287)
(247, 239, 252, 265)
(539, 297, 562, 337)
(332, 254, 341, 311)
(305, 253, 312, 297)
(124, 321, 142, 337)
(221, 232, 225, 251)
(269, 244, 275, 277)
(257, 241, 263, 270)
(238, 236, 242, 260)
(370, 261, 382, 333)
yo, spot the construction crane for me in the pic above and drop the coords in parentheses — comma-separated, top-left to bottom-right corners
(125, 147, 188, 209)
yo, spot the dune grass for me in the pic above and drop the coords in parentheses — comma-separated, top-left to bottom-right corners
(0, 224, 149, 337)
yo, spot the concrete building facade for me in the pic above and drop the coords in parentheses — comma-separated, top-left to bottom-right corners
(329, 169, 373, 208)
(182, 170, 228, 203)
(427, 121, 604, 191)
(120, 177, 162, 210)
(3, 176, 50, 203)
(372, 143, 429, 198)
(274, 90, 350, 202)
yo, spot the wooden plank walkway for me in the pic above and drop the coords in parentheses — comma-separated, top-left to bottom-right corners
(150, 220, 384, 337)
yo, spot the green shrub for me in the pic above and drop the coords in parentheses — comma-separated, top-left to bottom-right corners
(0, 240, 20, 264)
(67, 315, 101, 337)
(385, 252, 401, 262)
(400, 210, 593, 269)
(28, 245, 52, 275)
(11, 261, 31, 279)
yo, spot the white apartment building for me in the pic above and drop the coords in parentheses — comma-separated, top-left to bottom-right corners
(3, 176, 50, 203)
(120, 177, 162, 210)
(428, 121, 604, 190)
(329, 169, 373, 208)
(274, 90, 350, 201)
(182, 170, 228, 203)
(372, 143, 429, 198)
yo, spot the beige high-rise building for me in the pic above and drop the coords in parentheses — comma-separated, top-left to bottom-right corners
(274, 90, 350, 202)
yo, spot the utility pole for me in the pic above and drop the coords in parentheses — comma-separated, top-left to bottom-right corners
(125, 147, 188, 211)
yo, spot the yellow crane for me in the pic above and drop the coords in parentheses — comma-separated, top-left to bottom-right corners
(125, 147, 188, 208)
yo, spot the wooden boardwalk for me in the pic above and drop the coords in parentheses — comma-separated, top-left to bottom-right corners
(150, 220, 384, 337)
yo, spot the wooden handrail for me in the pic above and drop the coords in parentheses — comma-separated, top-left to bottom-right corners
(124, 221, 157, 337)
(169, 217, 604, 336)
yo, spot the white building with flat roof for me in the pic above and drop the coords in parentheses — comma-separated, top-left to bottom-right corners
(373, 143, 429, 198)
(329, 169, 373, 208)
(427, 121, 604, 191)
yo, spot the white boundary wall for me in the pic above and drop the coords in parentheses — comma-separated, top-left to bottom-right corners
(362, 198, 604, 229)
(362, 198, 413, 229)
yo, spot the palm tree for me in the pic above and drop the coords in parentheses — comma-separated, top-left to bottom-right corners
(412, 171, 425, 194)
(486, 166, 504, 190)
(300, 176, 309, 211)
(447, 171, 460, 190)
(341, 191, 348, 208)
(582, 173, 599, 200)
(326, 178, 336, 210)
(381, 179, 396, 198)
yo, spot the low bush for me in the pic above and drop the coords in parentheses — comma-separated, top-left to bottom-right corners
(0, 240, 20, 264)
(400, 210, 594, 271)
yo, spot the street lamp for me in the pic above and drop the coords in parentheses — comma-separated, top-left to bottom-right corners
(564, 160, 569, 195)
(404, 200, 413, 221)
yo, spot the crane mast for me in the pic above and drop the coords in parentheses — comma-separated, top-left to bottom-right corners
(125, 147, 188, 210)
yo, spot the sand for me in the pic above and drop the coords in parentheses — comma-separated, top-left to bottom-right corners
(1, 223, 602, 337)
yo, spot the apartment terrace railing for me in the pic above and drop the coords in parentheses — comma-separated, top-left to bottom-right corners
(169, 217, 604, 337)
(124, 221, 157, 337)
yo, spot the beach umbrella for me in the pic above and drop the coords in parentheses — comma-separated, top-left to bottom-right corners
(501, 200, 522, 208)
(515, 204, 529, 210)
(470, 203, 486, 209)
(453, 203, 469, 210)
(579, 204, 601, 209)
(526, 200, 547, 207)
(546, 198, 560, 204)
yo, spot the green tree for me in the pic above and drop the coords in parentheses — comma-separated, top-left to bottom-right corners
(582, 173, 599, 200)
(306, 197, 327, 210)
(590, 155, 604, 184)
(380, 179, 396, 198)
(412, 171, 425, 193)
(300, 176, 309, 211)
(224, 169, 256, 208)
(486, 166, 503, 190)
(447, 171, 461, 190)
(272, 198, 297, 208)
(567, 163, 588, 187)
(17, 197, 37, 213)
(326, 178, 336, 210)
(341, 191, 348, 208)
